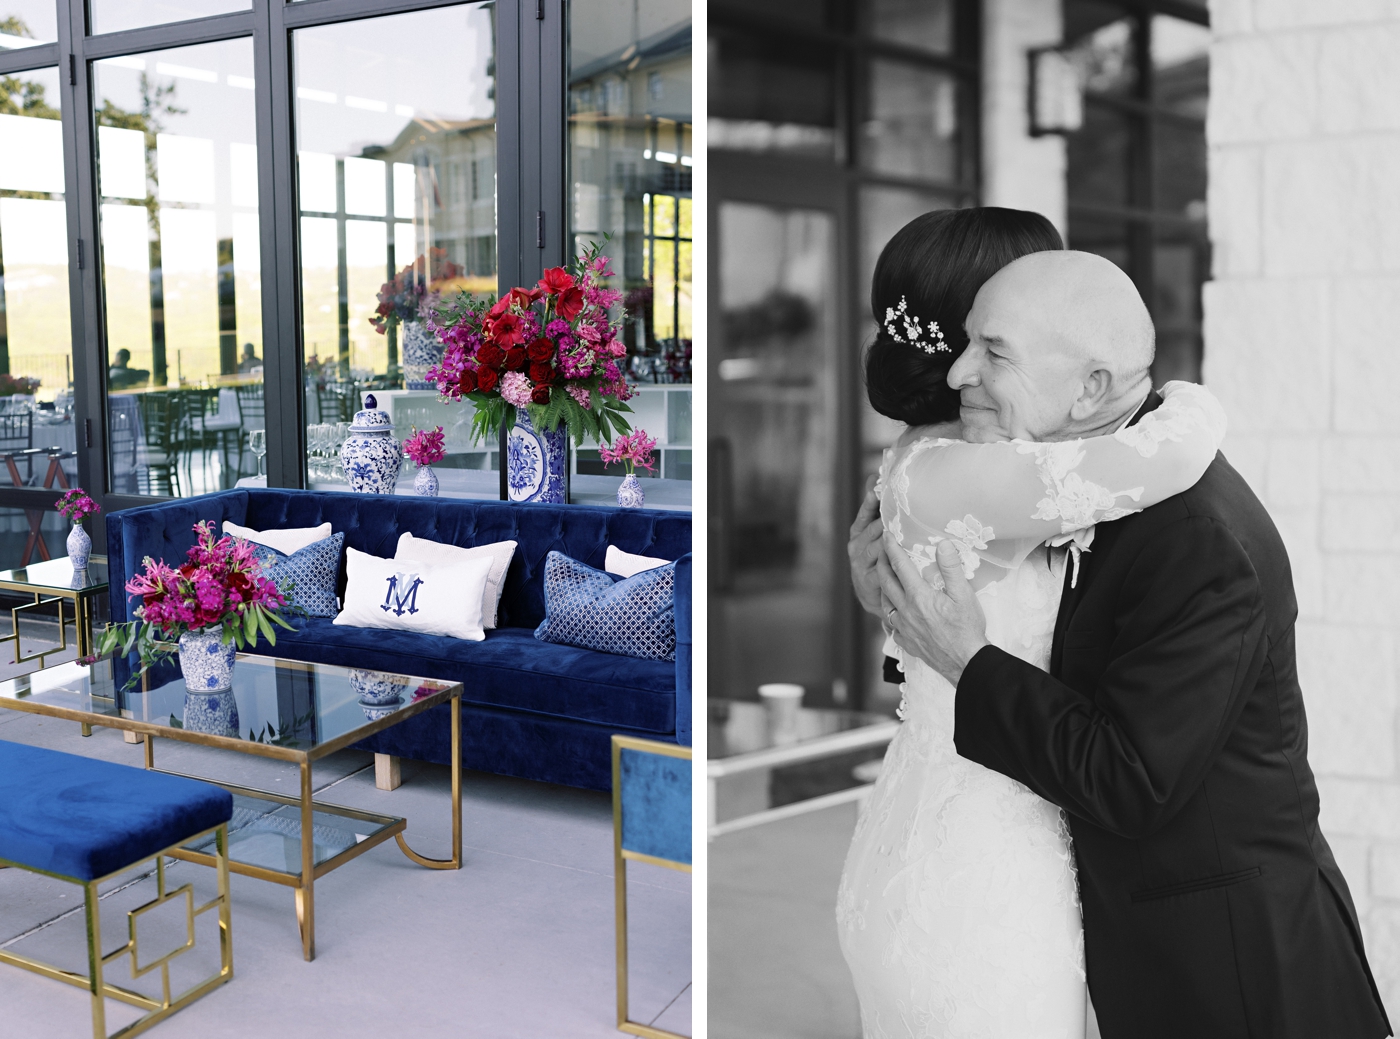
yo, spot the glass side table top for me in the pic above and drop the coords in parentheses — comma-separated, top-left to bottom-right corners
(0, 653, 459, 761)
(708, 698, 895, 760)
(0, 555, 108, 592)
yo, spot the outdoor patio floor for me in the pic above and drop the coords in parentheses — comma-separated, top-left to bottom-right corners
(0, 709, 691, 1038)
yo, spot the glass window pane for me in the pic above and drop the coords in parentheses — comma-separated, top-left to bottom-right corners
(1067, 101, 1133, 208)
(1152, 232, 1206, 384)
(293, 3, 497, 495)
(708, 32, 835, 159)
(0, 64, 73, 480)
(862, 60, 959, 182)
(868, 0, 953, 55)
(0, 2, 57, 45)
(569, 0, 691, 394)
(1063, 4, 1137, 98)
(95, 39, 261, 498)
(90, 0, 250, 37)
(1153, 118, 1205, 217)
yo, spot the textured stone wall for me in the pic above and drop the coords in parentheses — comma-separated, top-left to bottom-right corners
(1206, 0, 1400, 1013)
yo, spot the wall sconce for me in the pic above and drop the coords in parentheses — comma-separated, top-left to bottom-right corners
(1028, 46, 1083, 136)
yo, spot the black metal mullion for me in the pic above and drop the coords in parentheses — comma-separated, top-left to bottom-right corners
(257, 0, 304, 489)
(81, 11, 256, 59)
(0, 43, 60, 76)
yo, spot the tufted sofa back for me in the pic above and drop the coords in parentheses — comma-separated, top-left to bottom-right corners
(107, 489, 692, 630)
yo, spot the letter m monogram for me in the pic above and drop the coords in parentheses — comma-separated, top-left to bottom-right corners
(381, 572, 425, 616)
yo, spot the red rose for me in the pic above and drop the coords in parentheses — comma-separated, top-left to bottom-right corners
(538, 267, 575, 295)
(490, 313, 527, 346)
(555, 286, 584, 321)
(526, 337, 555, 362)
(475, 342, 506, 368)
(476, 367, 499, 392)
(504, 347, 527, 371)
(459, 368, 478, 394)
(531, 385, 552, 405)
(529, 361, 556, 385)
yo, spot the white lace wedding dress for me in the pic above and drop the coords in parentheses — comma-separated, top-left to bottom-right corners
(836, 383, 1228, 1039)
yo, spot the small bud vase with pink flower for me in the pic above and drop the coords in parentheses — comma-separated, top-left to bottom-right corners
(56, 487, 100, 571)
(600, 429, 658, 509)
(404, 425, 446, 497)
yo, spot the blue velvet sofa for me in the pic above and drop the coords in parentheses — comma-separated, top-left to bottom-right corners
(106, 489, 692, 791)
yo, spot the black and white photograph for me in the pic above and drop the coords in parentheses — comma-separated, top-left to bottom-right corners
(708, 1, 1399, 1038)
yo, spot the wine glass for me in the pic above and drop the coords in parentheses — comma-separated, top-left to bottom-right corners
(248, 429, 267, 479)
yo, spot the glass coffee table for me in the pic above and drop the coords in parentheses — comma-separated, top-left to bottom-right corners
(0, 654, 462, 961)
(707, 698, 899, 839)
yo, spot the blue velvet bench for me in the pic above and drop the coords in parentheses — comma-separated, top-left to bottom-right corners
(106, 488, 693, 791)
(611, 734, 691, 1039)
(0, 739, 234, 1039)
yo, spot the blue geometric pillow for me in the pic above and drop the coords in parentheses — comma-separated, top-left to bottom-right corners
(252, 532, 344, 619)
(534, 551, 675, 661)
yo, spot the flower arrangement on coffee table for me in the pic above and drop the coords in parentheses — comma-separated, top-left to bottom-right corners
(424, 241, 634, 447)
(95, 521, 292, 686)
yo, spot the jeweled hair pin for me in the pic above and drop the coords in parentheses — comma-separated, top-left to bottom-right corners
(884, 296, 950, 355)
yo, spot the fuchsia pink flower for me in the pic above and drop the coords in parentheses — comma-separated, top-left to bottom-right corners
(56, 487, 100, 523)
(599, 428, 658, 474)
(403, 426, 446, 467)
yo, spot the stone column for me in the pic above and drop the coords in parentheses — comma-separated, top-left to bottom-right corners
(1207, 0, 1400, 1011)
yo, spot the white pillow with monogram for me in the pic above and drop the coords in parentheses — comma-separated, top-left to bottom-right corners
(332, 546, 491, 641)
(223, 520, 332, 556)
(394, 533, 516, 629)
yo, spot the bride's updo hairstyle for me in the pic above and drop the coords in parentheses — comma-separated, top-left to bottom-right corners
(866, 207, 1064, 426)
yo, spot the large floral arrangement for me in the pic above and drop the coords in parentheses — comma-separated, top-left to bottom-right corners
(425, 242, 634, 446)
(95, 521, 292, 681)
(370, 249, 465, 336)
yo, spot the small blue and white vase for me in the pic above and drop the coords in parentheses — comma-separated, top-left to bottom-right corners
(506, 409, 566, 504)
(182, 689, 241, 738)
(347, 668, 408, 705)
(178, 628, 237, 693)
(340, 394, 402, 494)
(617, 473, 645, 509)
(67, 521, 91, 571)
(401, 321, 444, 390)
(413, 465, 439, 497)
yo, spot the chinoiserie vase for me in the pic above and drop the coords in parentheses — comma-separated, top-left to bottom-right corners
(340, 394, 402, 494)
(401, 321, 444, 390)
(617, 473, 645, 509)
(506, 410, 566, 504)
(413, 465, 439, 497)
(179, 628, 237, 692)
(182, 688, 241, 737)
(347, 668, 408, 706)
(66, 521, 91, 570)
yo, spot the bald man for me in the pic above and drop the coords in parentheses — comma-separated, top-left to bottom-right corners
(859, 252, 1391, 1038)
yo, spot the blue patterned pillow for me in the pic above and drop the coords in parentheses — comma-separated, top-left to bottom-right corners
(534, 551, 675, 661)
(252, 532, 344, 618)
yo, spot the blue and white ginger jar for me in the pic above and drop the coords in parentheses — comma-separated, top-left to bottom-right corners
(340, 394, 402, 494)
(507, 409, 566, 504)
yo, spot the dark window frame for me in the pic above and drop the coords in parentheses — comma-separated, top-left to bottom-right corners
(0, 0, 570, 543)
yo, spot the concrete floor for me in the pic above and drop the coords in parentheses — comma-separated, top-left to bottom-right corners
(0, 710, 691, 1038)
(708, 803, 862, 1039)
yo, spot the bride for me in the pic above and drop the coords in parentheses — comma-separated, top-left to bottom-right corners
(835, 208, 1226, 1038)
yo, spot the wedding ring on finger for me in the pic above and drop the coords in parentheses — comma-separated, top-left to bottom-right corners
(887, 607, 897, 627)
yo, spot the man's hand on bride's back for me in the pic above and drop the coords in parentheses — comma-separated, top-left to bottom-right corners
(848, 482, 886, 619)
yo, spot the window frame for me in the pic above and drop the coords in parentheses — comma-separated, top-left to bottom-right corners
(0, 0, 574, 540)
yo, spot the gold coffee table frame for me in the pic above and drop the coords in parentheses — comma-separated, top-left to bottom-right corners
(0, 822, 233, 1039)
(0, 555, 108, 666)
(0, 656, 462, 962)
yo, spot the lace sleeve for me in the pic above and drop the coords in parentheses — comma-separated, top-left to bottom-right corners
(890, 382, 1227, 576)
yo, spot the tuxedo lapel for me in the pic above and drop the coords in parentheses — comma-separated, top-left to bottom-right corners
(1049, 391, 1164, 677)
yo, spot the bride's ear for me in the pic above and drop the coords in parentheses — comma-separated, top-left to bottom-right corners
(1069, 367, 1113, 422)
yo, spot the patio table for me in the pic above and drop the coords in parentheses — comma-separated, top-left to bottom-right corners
(0, 653, 463, 961)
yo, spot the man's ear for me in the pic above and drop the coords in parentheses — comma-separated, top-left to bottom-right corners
(1068, 367, 1113, 422)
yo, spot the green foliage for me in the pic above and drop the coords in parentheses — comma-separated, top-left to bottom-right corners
(95, 604, 295, 692)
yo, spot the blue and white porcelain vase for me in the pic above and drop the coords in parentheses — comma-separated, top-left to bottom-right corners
(617, 473, 645, 509)
(340, 394, 402, 494)
(66, 521, 91, 570)
(413, 465, 439, 497)
(348, 668, 408, 706)
(506, 410, 566, 503)
(182, 688, 240, 737)
(178, 628, 237, 693)
(401, 321, 443, 390)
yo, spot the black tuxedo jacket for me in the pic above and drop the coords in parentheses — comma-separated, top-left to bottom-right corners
(954, 399, 1392, 1039)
